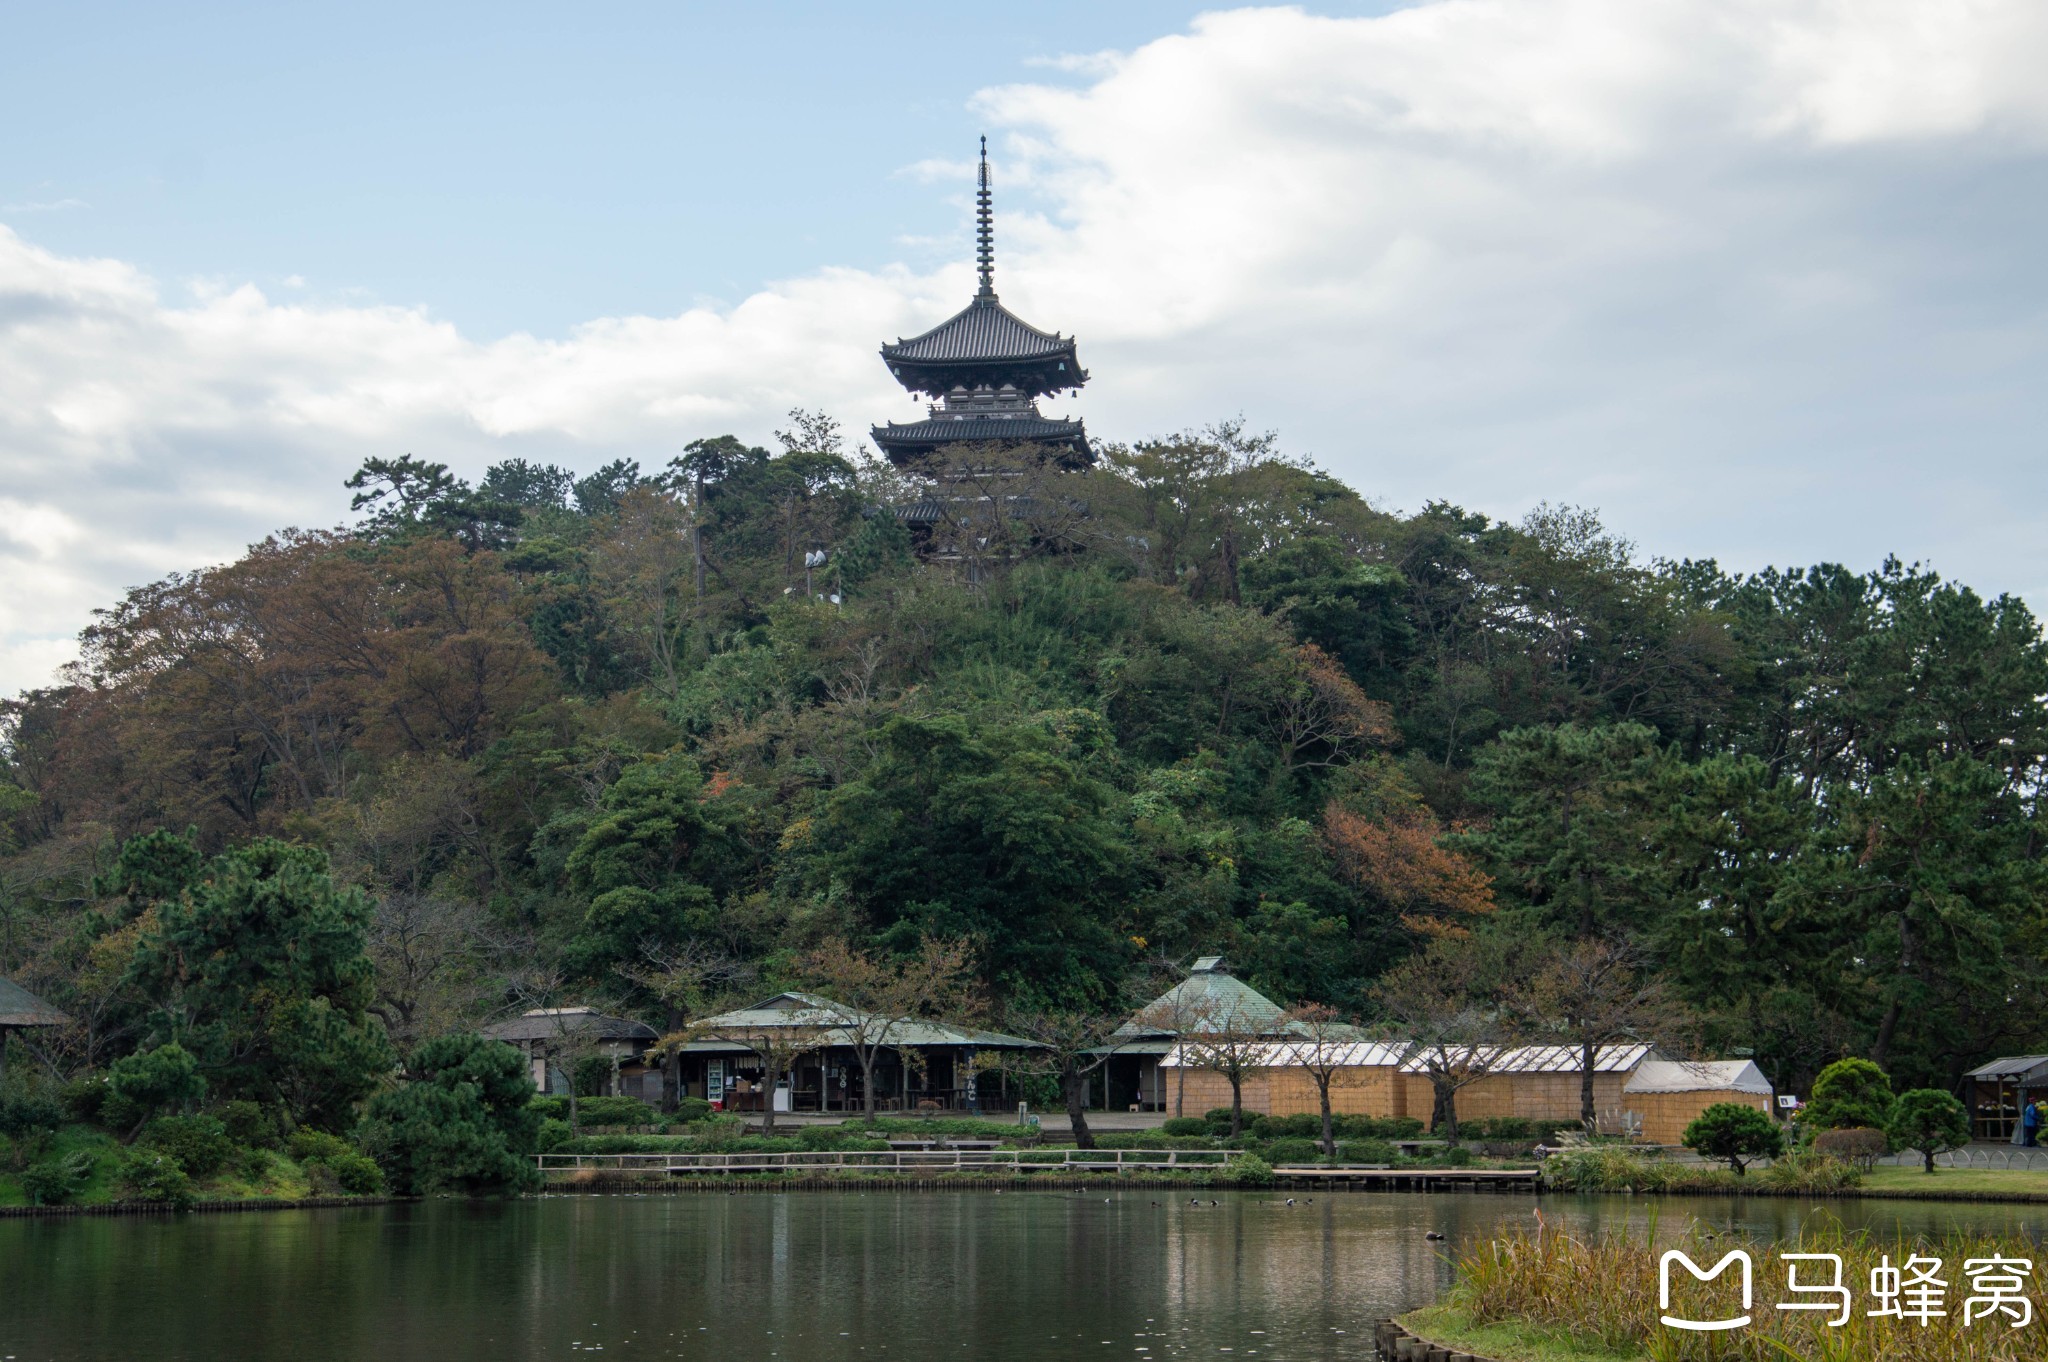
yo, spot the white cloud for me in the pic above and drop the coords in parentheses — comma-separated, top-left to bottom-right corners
(6, 0, 2048, 693)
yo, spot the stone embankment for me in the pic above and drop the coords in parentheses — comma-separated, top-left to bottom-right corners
(1373, 1317, 1504, 1362)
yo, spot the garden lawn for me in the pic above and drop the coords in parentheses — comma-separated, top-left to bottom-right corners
(1398, 1306, 1645, 1362)
(1859, 1166, 2048, 1198)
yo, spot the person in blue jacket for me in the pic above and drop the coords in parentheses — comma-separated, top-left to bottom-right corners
(2023, 1096, 2040, 1147)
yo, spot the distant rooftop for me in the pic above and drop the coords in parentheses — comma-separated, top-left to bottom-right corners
(0, 977, 68, 1029)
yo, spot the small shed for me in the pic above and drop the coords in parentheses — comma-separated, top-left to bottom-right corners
(1964, 1056, 2048, 1141)
(0, 977, 70, 1082)
(1622, 1059, 1775, 1144)
(481, 1007, 661, 1100)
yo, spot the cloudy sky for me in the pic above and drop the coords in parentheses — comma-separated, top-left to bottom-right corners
(5, 0, 2048, 694)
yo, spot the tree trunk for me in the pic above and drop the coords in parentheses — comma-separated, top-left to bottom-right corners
(1065, 1062, 1095, 1150)
(1228, 1072, 1244, 1138)
(1924, 1148, 1937, 1174)
(761, 1056, 781, 1136)
(1319, 1081, 1336, 1156)
(1175, 1063, 1185, 1119)
(858, 1046, 879, 1122)
(1433, 1079, 1458, 1144)
(1581, 1038, 1597, 1129)
(1873, 998, 1902, 1074)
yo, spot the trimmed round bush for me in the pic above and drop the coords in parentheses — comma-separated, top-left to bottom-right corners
(1160, 1116, 1208, 1138)
(1805, 1058, 1894, 1133)
(1337, 1138, 1396, 1164)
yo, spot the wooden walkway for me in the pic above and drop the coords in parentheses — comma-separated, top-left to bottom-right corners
(1277, 1167, 1540, 1193)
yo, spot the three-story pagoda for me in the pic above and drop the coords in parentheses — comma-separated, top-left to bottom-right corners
(871, 139, 1090, 466)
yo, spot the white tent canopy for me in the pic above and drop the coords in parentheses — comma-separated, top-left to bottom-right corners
(1623, 1059, 1772, 1096)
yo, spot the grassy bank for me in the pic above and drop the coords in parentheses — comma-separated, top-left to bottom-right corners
(1447, 1216, 2048, 1361)
(1, 1124, 385, 1212)
(1858, 1166, 2048, 1199)
(1399, 1305, 1643, 1362)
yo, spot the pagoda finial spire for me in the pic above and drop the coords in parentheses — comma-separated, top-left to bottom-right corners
(975, 135, 995, 298)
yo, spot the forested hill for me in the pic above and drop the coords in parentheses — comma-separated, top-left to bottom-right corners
(3, 417, 2045, 1095)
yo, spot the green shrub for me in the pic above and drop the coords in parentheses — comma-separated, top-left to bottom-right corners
(827, 1116, 1024, 1139)
(793, 1127, 891, 1152)
(103, 1043, 206, 1133)
(1462, 1117, 1536, 1141)
(1226, 1152, 1274, 1186)
(535, 1118, 573, 1154)
(116, 1147, 195, 1208)
(1330, 1115, 1424, 1141)
(1437, 1144, 1474, 1167)
(1683, 1103, 1785, 1176)
(1249, 1113, 1322, 1140)
(323, 1150, 385, 1195)
(289, 1129, 355, 1164)
(1338, 1139, 1396, 1164)
(218, 1100, 280, 1149)
(1160, 1116, 1208, 1137)
(1889, 1089, 1971, 1173)
(19, 1149, 97, 1206)
(673, 1097, 713, 1124)
(1264, 1137, 1322, 1164)
(236, 1147, 272, 1181)
(567, 1095, 656, 1127)
(0, 1088, 65, 1139)
(1805, 1058, 1894, 1133)
(359, 1035, 542, 1197)
(142, 1115, 235, 1176)
(1094, 1132, 1216, 1150)
(60, 1074, 108, 1124)
(528, 1096, 569, 1121)
(1540, 1147, 1737, 1192)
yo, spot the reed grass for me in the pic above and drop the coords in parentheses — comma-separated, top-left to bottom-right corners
(1449, 1212, 2048, 1361)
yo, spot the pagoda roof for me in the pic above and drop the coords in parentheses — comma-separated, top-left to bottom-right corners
(870, 413, 1090, 467)
(883, 294, 1076, 365)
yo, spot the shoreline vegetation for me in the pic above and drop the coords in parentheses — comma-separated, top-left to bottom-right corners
(15, 1094, 2048, 1214)
(1413, 1217, 2048, 1362)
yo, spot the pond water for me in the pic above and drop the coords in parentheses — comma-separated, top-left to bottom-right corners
(3, 1190, 2046, 1362)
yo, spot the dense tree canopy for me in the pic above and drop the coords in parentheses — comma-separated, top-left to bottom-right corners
(2, 413, 2045, 1103)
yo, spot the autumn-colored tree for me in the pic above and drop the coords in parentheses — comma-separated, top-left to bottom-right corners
(797, 935, 977, 1121)
(1324, 771, 1494, 940)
